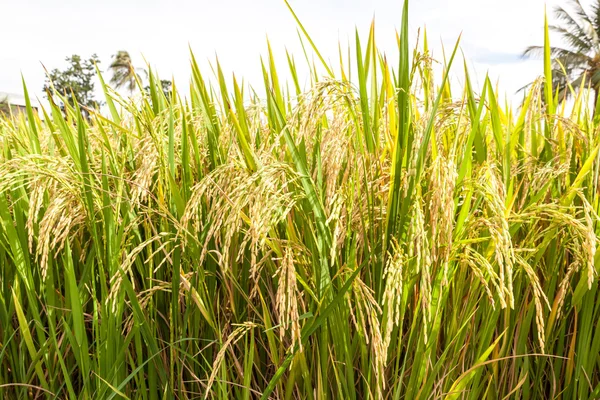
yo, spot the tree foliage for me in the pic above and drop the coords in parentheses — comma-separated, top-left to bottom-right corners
(144, 79, 172, 99)
(524, 0, 600, 105)
(109, 50, 145, 94)
(0, 96, 9, 116)
(43, 54, 100, 110)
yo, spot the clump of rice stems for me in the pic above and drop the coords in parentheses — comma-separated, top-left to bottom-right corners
(204, 322, 257, 398)
(2, 4, 600, 399)
(109, 232, 177, 312)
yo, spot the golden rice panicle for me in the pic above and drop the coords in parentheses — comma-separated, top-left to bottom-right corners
(8, 156, 89, 281)
(428, 153, 457, 284)
(459, 248, 497, 309)
(515, 255, 550, 352)
(352, 276, 385, 396)
(130, 136, 159, 206)
(204, 322, 257, 399)
(275, 245, 302, 351)
(382, 238, 404, 348)
(26, 183, 45, 253)
(581, 195, 598, 289)
(477, 163, 515, 309)
(108, 233, 174, 313)
(408, 195, 432, 334)
(37, 194, 86, 280)
(527, 202, 596, 321)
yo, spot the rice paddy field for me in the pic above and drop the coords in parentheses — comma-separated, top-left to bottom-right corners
(1, 2, 600, 399)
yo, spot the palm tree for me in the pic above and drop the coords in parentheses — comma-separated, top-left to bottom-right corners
(523, 0, 600, 111)
(109, 51, 146, 95)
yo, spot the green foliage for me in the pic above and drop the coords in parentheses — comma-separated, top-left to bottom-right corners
(1, 3, 600, 399)
(144, 79, 172, 99)
(109, 50, 146, 94)
(524, 0, 600, 106)
(43, 54, 101, 111)
(0, 96, 9, 116)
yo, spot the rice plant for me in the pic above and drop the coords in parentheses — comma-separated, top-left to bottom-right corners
(1, 1, 600, 398)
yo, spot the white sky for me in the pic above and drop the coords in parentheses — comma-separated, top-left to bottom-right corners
(0, 0, 569, 106)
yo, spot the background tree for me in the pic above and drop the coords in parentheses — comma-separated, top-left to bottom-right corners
(144, 79, 173, 99)
(43, 54, 100, 111)
(523, 1, 600, 110)
(0, 96, 10, 116)
(109, 51, 146, 95)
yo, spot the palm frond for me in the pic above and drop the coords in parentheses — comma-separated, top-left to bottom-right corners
(567, 0, 593, 26)
(523, 45, 592, 66)
(549, 24, 594, 54)
(592, 1, 600, 34)
(554, 5, 596, 45)
(108, 50, 141, 93)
